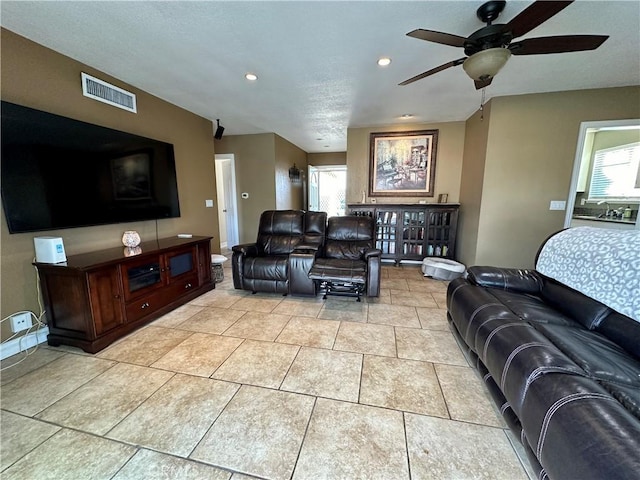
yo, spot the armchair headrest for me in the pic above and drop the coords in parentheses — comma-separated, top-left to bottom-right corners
(324, 215, 375, 260)
(327, 215, 374, 241)
(257, 210, 305, 255)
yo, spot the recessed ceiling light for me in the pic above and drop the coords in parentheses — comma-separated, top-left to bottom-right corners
(400, 114, 414, 119)
(377, 57, 392, 67)
(316, 137, 323, 141)
(245, 73, 258, 81)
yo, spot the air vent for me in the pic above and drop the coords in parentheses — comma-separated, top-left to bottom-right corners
(81, 73, 137, 113)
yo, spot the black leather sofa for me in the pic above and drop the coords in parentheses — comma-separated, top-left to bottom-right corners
(232, 209, 326, 296)
(447, 227, 640, 480)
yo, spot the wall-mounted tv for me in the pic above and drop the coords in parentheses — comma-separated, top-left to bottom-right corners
(1, 101, 181, 234)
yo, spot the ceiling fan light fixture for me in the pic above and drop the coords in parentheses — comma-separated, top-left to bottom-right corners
(462, 47, 511, 81)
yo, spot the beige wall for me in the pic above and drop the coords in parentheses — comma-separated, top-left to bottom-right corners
(457, 103, 492, 265)
(275, 135, 307, 211)
(466, 86, 640, 269)
(1, 29, 218, 342)
(308, 152, 346, 166)
(214, 133, 305, 243)
(215, 134, 276, 244)
(346, 122, 466, 205)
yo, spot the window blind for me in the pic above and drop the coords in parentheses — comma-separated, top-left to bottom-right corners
(589, 142, 640, 200)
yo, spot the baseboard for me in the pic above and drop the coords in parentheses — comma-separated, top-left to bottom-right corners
(0, 327, 49, 361)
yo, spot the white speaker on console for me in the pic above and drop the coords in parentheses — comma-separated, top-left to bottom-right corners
(34, 236, 67, 263)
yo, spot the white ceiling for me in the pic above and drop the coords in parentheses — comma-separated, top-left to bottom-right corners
(2, 1, 639, 153)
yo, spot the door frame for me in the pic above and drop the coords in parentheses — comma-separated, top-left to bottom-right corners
(215, 154, 240, 248)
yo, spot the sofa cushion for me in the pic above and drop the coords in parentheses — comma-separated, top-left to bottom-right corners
(256, 210, 304, 255)
(308, 258, 367, 284)
(519, 373, 640, 480)
(539, 277, 612, 330)
(303, 211, 327, 249)
(487, 288, 577, 327)
(534, 323, 640, 388)
(596, 311, 640, 360)
(324, 216, 374, 260)
(479, 322, 585, 416)
(446, 279, 521, 349)
(467, 266, 543, 294)
(243, 256, 288, 282)
(601, 382, 640, 420)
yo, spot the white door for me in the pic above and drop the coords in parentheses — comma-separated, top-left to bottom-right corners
(308, 165, 319, 211)
(215, 154, 240, 248)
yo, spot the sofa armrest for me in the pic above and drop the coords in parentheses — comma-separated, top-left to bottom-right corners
(294, 243, 321, 253)
(232, 243, 258, 256)
(364, 248, 382, 260)
(467, 266, 543, 294)
(366, 250, 382, 297)
(288, 250, 318, 296)
(231, 243, 259, 290)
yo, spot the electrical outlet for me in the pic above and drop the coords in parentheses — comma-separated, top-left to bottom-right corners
(10, 312, 31, 333)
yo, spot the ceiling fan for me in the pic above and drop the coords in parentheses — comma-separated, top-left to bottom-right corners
(399, 0, 609, 89)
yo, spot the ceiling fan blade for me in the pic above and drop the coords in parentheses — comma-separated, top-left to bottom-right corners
(399, 58, 466, 86)
(474, 78, 493, 90)
(510, 35, 609, 55)
(506, 1, 573, 39)
(406, 29, 466, 48)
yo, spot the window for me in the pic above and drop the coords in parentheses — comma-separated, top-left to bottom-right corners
(308, 165, 347, 216)
(588, 142, 640, 200)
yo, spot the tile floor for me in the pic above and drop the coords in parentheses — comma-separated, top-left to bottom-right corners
(0, 260, 536, 480)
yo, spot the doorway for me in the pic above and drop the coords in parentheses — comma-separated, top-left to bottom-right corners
(308, 165, 347, 216)
(215, 154, 240, 249)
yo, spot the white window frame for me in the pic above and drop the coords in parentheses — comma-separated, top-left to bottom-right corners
(587, 141, 640, 202)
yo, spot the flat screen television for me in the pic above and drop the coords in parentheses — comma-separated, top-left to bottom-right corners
(1, 101, 181, 233)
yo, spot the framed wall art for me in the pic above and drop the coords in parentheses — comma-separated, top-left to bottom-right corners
(369, 129, 438, 197)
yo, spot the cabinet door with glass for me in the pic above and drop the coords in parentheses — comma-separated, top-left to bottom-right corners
(165, 246, 199, 295)
(348, 203, 459, 264)
(400, 209, 426, 260)
(425, 208, 458, 258)
(121, 255, 164, 301)
(374, 208, 399, 261)
(165, 247, 197, 284)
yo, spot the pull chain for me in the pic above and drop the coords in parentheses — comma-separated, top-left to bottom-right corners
(480, 88, 486, 121)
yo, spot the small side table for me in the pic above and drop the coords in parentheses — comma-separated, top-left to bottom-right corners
(210, 254, 228, 283)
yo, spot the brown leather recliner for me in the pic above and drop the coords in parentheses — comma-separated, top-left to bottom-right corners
(232, 210, 327, 296)
(308, 215, 381, 301)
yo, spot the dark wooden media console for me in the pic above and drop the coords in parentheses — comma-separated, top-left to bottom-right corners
(34, 236, 214, 353)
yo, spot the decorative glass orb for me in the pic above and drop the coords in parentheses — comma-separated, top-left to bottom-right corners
(122, 231, 141, 248)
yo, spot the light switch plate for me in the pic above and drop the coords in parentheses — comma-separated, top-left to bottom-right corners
(549, 200, 566, 211)
(205, 199, 214, 208)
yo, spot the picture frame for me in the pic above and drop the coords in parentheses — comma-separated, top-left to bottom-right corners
(438, 193, 449, 203)
(111, 151, 152, 201)
(369, 129, 438, 197)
